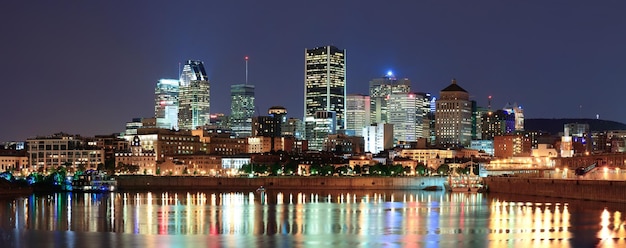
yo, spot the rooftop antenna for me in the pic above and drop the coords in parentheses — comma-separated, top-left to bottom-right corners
(245, 56, 249, 85)
(488, 95, 492, 111)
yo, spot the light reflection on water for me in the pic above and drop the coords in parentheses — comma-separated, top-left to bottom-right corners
(0, 190, 625, 247)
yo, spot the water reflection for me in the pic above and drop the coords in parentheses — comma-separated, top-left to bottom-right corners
(0, 191, 625, 247)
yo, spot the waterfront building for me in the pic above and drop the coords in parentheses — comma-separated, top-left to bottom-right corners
(305, 111, 336, 151)
(304, 45, 346, 142)
(230, 84, 255, 138)
(114, 135, 156, 175)
(122, 128, 202, 162)
(346, 94, 370, 137)
(247, 136, 299, 154)
(0, 148, 27, 174)
(178, 60, 210, 130)
(362, 123, 394, 154)
(369, 72, 411, 124)
(435, 79, 472, 147)
(26, 133, 105, 173)
(399, 148, 459, 169)
(158, 154, 222, 176)
(494, 134, 532, 158)
(221, 155, 251, 171)
(155, 79, 179, 130)
(388, 92, 425, 144)
(191, 129, 248, 156)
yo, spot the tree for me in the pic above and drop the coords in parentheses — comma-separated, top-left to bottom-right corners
(96, 163, 105, 172)
(353, 165, 362, 175)
(239, 163, 253, 174)
(284, 161, 298, 175)
(415, 163, 427, 176)
(156, 167, 161, 175)
(309, 163, 322, 175)
(269, 163, 282, 175)
(437, 164, 450, 175)
(183, 167, 189, 175)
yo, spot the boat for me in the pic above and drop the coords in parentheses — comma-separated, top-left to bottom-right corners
(71, 171, 117, 192)
(444, 174, 484, 193)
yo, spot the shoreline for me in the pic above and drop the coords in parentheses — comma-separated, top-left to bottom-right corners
(116, 175, 447, 191)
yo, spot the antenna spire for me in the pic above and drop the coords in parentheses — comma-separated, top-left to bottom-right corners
(245, 56, 249, 85)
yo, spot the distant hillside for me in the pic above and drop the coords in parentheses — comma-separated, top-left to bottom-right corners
(524, 118, 626, 134)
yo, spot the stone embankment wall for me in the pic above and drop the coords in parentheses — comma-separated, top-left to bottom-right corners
(117, 176, 445, 191)
(484, 177, 626, 203)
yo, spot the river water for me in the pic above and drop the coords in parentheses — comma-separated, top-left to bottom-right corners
(0, 190, 624, 247)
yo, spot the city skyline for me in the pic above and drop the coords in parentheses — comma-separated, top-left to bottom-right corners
(2, 1, 626, 141)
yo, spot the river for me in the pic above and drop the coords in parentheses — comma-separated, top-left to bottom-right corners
(0, 190, 624, 247)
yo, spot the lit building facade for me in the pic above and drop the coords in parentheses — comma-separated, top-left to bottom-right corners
(304, 45, 346, 136)
(346, 94, 370, 137)
(435, 79, 472, 147)
(305, 111, 336, 151)
(362, 123, 394, 154)
(503, 102, 525, 131)
(388, 92, 425, 144)
(26, 133, 105, 173)
(369, 72, 411, 124)
(230, 84, 255, 138)
(178, 60, 210, 130)
(481, 109, 515, 140)
(155, 78, 179, 130)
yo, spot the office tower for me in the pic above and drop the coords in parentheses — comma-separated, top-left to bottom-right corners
(178, 60, 210, 130)
(155, 79, 179, 130)
(369, 71, 411, 124)
(481, 109, 515, 140)
(435, 79, 472, 147)
(283, 118, 303, 139)
(388, 92, 424, 144)
(230, 84, 255, 137)
(346, 94, 370, 137)
(304, 45, 346, 136)
(503, 102, 525, 131)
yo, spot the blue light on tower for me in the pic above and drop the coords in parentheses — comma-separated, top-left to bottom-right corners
(386, 70, 394, 77)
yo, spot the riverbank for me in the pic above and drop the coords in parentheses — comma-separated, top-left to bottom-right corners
(116, 175, 446, 191)
(484, 177, 626, 203)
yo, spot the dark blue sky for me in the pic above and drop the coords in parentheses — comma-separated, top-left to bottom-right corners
(2, 1, 626, 141)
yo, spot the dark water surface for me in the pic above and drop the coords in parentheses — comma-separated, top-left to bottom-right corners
(0, 190, 625, 247)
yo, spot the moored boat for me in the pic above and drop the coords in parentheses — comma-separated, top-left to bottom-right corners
(444, 174, 484, 193)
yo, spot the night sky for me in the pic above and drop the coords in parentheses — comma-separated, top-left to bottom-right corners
(2, 1, 626, 142)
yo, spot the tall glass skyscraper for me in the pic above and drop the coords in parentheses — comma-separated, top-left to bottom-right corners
(155, 79, 179, 130)
(230, 84, 255, 137)
(369, 72, 411, 124)
(178, 60, 210, 130)
(304, 46, 346, 128)
(304, 45, 346, 149)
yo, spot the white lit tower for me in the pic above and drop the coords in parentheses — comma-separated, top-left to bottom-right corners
(369, 71, 411, 124)
(178, 60, 210, 130)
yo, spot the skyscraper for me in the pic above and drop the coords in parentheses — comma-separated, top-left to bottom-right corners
(178, 60, 210, 130)
(155, 79, 179, 130)
(346, 94, 370, 137)
(304, 45, 346, 134)
(388, 92, 425, 144)
(435, 79, 472, 147)
(369, 72, 411, 124)
(230, 84, 255, 137)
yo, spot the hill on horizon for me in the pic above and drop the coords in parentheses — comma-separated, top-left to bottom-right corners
(524, 118, 626, 134)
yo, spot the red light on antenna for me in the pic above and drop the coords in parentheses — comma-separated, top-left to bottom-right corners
(245, 56, 249, 60)
(488, 95, 492, 99)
